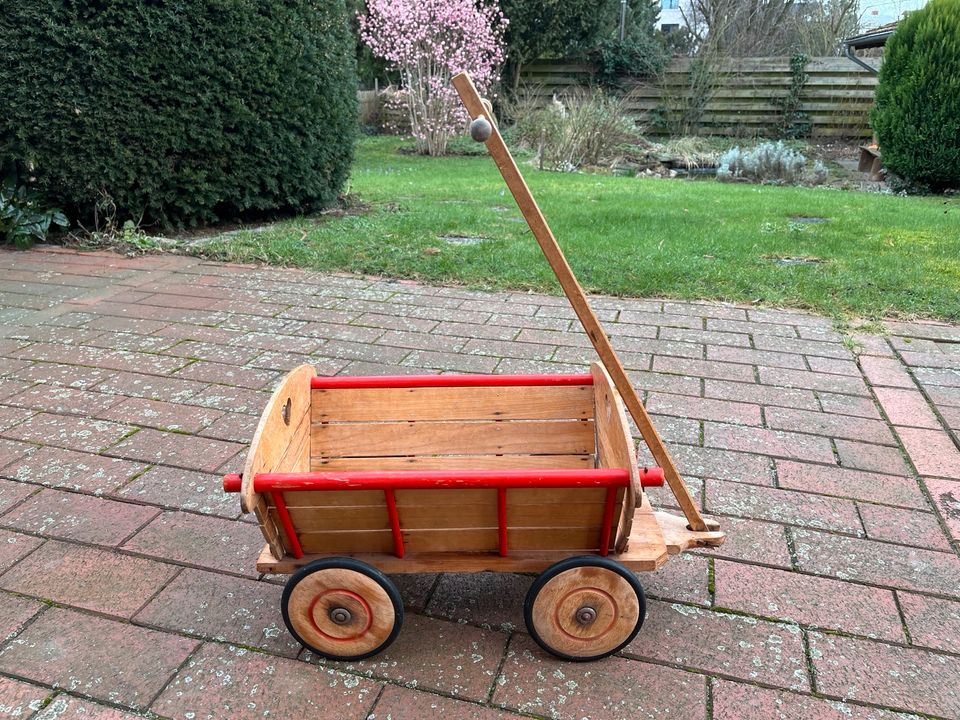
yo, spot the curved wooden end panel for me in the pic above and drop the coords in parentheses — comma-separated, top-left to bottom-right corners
(590, 362, 641, 553)
(241, 363, 316, 514)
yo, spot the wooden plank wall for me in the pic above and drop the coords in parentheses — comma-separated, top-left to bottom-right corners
(518, 57, 880, 138)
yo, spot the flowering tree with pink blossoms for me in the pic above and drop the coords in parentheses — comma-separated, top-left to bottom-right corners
(359, 0, 506, 156)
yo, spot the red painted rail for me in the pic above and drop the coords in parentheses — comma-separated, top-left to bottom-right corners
(310, 373, 594, 389)
(223, 467, 664, 561)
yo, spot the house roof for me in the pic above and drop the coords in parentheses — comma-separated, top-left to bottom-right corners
(844, 21, 899, 49)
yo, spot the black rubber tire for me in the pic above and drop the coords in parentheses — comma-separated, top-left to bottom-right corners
(281, 557, 404, 661)
(523, 555, 646, 662)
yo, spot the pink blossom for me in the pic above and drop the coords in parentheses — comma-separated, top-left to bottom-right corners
(359, 0, 506, 155)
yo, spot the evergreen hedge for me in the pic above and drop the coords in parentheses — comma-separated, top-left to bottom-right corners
(871, 0, 960, 192)
(0, 0, 357, 227)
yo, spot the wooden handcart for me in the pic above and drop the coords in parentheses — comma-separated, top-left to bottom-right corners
(223, 73, 725, 662)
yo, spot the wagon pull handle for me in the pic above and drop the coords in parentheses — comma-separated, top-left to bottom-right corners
(451, 72, 712, 533)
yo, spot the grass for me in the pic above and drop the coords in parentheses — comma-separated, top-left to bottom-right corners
(191, 136, 960, 321)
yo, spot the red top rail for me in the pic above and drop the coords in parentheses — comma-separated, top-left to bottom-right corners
(310, 373, 594, 389)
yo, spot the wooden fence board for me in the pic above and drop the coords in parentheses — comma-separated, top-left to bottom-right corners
(519, 57, 879, 137)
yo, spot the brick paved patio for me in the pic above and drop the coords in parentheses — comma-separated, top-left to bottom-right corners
(1, 246, 959, 719)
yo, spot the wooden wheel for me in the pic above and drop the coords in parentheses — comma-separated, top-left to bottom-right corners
(281, 558, 403, 661)
(524, 556, 645, 662)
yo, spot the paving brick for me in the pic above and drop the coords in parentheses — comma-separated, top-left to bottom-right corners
(858, 503, 952, 551)
(625, 600, 808, 689)
(0, 378, 31, 402)
(707, 479, 862, 534)
(698, 516, 793, 568)
(32, 695, 146, 719)
(706, 345, 807, 370)
(400, 349, 498, 373)
(360, 312, 440, 333)
(708, 317, 800, 338)
(0, 408, 32, 437)
(924, 384, 960, 408)
(462, 337, 557, 361)
(808, 632, 960, 718)
(494, 634, 707, 720)
(913, 366, 960, 388)
(122, 511, 266, 576)
(0, 676, 51, 719)
(1, 489, 159, 546)
(378, 329, 468, 353)
(174, 360, 279, 390)
(372, 684, 524, 720)
(766, 407, 897, 446)
(11, 362, 112, 390)
(816, 391, 883, 419)
(117, 465, 238, 518)
(759, 367, 870, 396)
(897, 427, 960, 479)
(886, 321, 960, 342)
(899, 350, 960, 370)
(925, 477, 960, 542)
(660, 327, 750, 347)
(487, 312, 572, 332)
(86, 331, 180, 354)
(198, 411, 259, 444)
(704, 423, 836, 464)
(704, 380, 819, 411)
(426, 571, 530, 631)
(898, 592, 960, 654)
(643, 552, 711, 605)
(0, 591, 44, 643)
(625, 369, 702, 397)
(0, 476, 36, 515)
(775, 460, 928, 510)
(1, 523, 44, 581)
(2, 413, 132, 453)
(805, 356, 861, 377)
(859, 356, 915, 389)
(647, 392, 762, 426)
(664, 301, 749, 321)
(106, 428, 243, 472)
(712, 679, 908, 720)
(671, 445, 772, 485)
(185, 384, 269, 414)
(835, 440, 912, 476)
(307, 614, 505, 702)
(0, 607, 197, 710)
(0, 540, 177, 618)
(15, 343, 188, 376)
(4, 385, 122, 417)
(873, 387, 940, 429)
(135, 568, 299, 656)
(619, 309, 702, 329)
(753, 335, 853, 359)
(1, 446, 145, 494)
(714, 560, 903, 640)
(91, 370, 210, 403)
(97, 396, 224, 434)
(791, 527, 960, 597)
(652, 356, 756, 383)
(162, 339, 263, 366)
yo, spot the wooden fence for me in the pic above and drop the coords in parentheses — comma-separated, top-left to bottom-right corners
(519, 57, 880, 138)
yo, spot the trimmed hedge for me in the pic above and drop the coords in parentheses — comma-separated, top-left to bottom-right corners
(871, 0, 960, 192)
(0, 0, 357, 227)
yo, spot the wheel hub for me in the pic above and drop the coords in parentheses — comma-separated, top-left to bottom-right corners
(575, 606, 598, 625)
(329, 607, 352, 625)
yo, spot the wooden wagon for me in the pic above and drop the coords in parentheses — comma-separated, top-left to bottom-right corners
(222, 72, 725, 662)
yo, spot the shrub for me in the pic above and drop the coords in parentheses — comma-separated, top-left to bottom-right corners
(510, 88, 642, 171)
(1, 160, 67, 248)
(717, 142, 808, 184)
(871, 0, 960, 192)
(0, 1, 357, 227)
(359, 0, 507, 157)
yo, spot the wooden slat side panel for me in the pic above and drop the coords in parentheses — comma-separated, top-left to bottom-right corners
(592, 364, 640, 553)
(312, 419, 595, 459)
(312, 385, 594, 422)
(310, 454, 594, 471)
(241, 363, 315, 517)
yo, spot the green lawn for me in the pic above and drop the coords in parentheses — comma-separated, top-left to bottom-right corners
(194, 136, 960, 321)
